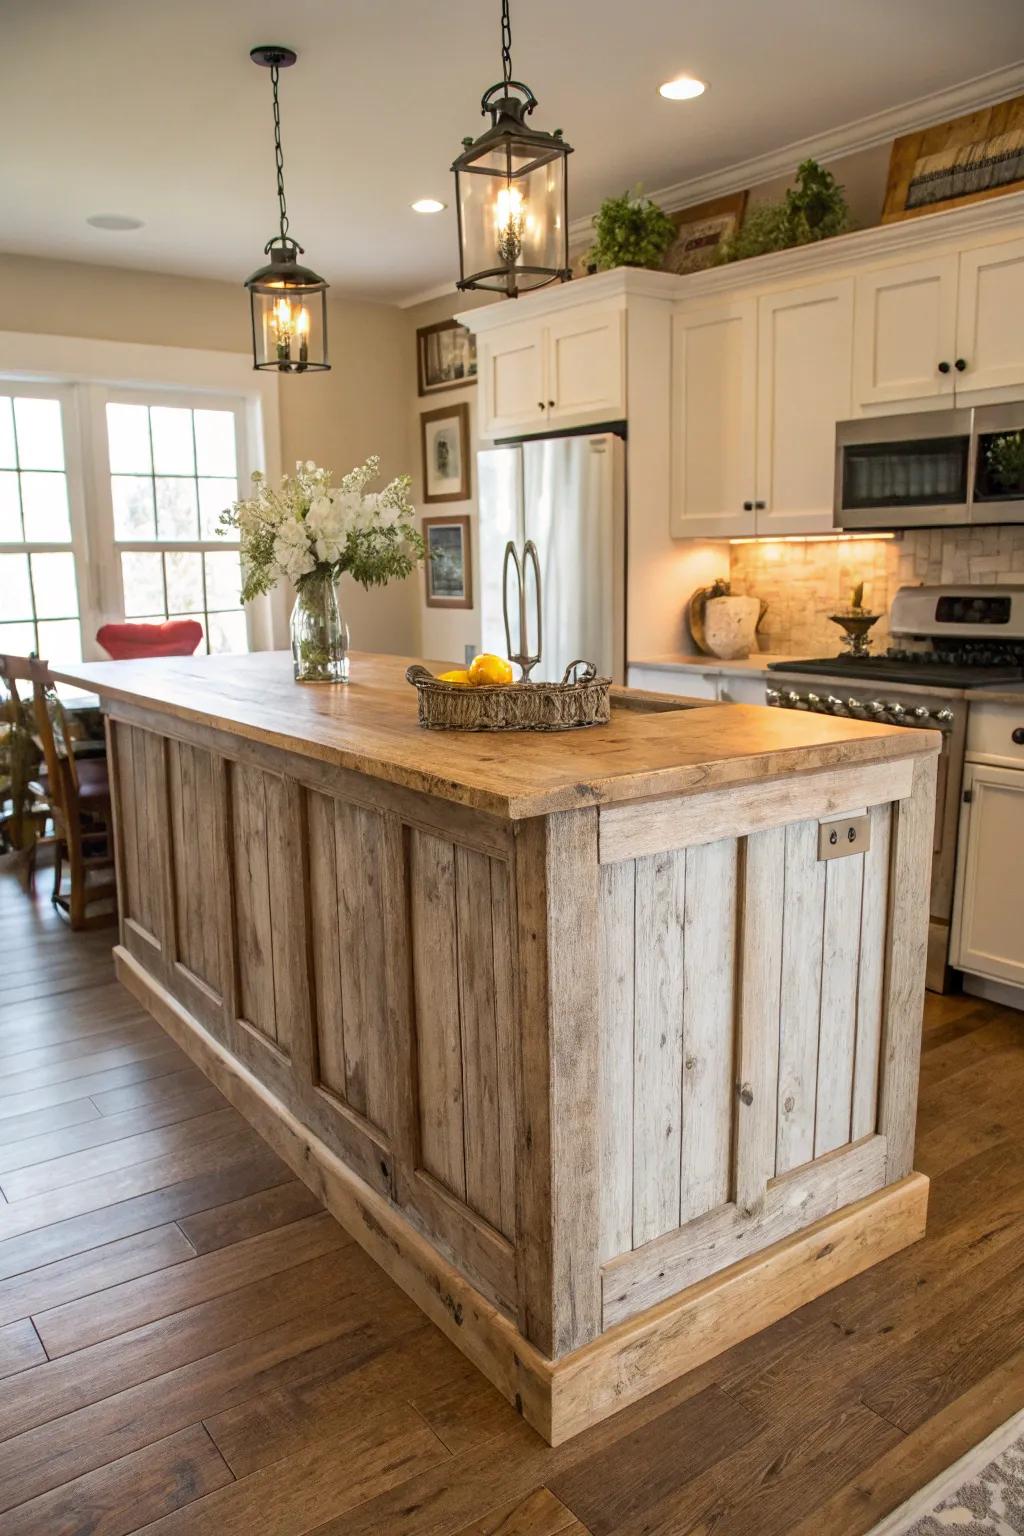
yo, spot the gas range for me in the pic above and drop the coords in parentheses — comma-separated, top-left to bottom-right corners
(765, 584, 1024, 990)
(766, 584, 1024, 723)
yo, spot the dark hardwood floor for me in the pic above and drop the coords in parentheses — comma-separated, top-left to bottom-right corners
(0, 872, 1022, 1536)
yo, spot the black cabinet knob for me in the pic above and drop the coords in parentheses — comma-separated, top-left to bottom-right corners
(955, 358, 967, 372)
(938, 361, 951, 374)
(537, 401, 545, 410)
(548, 400, 556, 408)
(1012, 727, 1024, 745)
(754, 500, 766, 510)
(743, 500, 754, 511)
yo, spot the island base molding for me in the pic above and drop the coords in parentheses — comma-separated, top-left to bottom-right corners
(116, 946, 929, 1447)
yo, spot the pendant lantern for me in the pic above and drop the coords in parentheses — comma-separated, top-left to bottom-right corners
(245, 46, 330, 372)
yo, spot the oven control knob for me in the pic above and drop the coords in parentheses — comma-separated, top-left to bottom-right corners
(806, 692, 822, 710)
(912, 706, 930, 720)
(887, 702, 907, 721)
(867, 700, 886, 715)
(785, 690, 802, 707)
(846, 697, 865, 714)
(825, 694, 843, 712)
(934, 707, 955, 724)
(766, 687, 781, 706)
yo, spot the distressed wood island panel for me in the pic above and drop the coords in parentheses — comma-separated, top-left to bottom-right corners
(60, 652, 939, 1444)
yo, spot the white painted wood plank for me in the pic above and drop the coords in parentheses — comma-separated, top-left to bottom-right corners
(632, 851, 686, 1247)
(852, 802, 892, 1141)
(733, 826, 785, 1218)
(598, 860, 635, 1263)
(814, 849, 865, 1157)
(679, 837, 737, 1224)
(775, 819, 826, 1175)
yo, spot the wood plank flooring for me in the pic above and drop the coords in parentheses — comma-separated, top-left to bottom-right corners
(0, 875, 1021, 1535)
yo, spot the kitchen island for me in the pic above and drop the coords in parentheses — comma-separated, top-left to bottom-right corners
(53, 650, 938, 1444)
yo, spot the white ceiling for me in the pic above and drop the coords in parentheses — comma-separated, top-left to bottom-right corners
(7, 0, 1024, 303)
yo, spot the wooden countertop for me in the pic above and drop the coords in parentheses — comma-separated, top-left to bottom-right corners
(52, 650, 939, 820)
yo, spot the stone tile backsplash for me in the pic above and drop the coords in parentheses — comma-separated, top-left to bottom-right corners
(727, 525, 1024, 655)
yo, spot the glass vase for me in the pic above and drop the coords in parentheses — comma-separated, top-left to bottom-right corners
(290, 572, 349, 683)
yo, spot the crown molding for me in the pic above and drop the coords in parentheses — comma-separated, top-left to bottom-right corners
(398, 279, 459, 311)
(566, 60, 1024, 243)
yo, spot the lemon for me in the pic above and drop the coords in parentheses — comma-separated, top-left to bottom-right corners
(437, 669, 472, 685)
(469, 653, 514, 686)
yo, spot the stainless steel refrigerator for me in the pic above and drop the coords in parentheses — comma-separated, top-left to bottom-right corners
(476, 433, 626, 684)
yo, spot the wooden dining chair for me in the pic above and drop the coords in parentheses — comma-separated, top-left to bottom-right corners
(0, 653, 54, 893)
(27, 658, 117, 929)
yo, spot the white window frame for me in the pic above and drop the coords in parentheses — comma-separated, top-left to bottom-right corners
(0, 379, 93, 661)
(0, 332, 282, 660)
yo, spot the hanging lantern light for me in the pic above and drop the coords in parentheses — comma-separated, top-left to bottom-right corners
(245, 46, 329, 372)
(452, 0, 573, 297)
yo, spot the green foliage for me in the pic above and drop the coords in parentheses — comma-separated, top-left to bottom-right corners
(987, 431, 1024, 491)
(715, 159, 853, 265)
(588, 186, 676, 272)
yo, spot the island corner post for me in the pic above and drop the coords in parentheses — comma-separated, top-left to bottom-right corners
(57, 652, 938, 1445)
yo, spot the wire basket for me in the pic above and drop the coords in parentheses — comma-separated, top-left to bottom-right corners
(406, 661, 611, 732)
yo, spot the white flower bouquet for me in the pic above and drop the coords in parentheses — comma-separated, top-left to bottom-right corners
(221, 458, 423, 603)
(221, 458, 423, 682)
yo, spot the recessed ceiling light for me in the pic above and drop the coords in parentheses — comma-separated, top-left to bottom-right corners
(411, 198, 446, 214)
(86, 214, 145, 231)
(659, 76, 706, 101)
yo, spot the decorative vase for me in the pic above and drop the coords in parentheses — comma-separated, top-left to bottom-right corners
(290, 572, 349, 683)
(703, 595, 761, 660)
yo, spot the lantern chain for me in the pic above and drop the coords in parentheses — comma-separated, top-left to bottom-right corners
(270, 62, 290, 241)
(500, 0, 512, 88)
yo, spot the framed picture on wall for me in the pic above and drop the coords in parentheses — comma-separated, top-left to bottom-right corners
(882, 95, 1024, 221)
(417, 319, 478, 396)
(661, 191, 748, 274)
(421, 402, 470, 503)
(423, 515, 472, 609)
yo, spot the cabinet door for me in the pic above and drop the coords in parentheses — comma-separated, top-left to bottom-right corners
(852, 256, 958, 411)
(627, 665, 719, 700)
(955, 236, 1024, 403)
(756, 278, 854, 535)
(545, 307, 626, 427)
(478, 325, 547, 439)
(670, 300, 757, 538)
(952, 762, 1024, 986)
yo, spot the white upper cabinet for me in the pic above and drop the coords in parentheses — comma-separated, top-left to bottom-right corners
(852, 235, 1024, 414)
(755, 278, 854, 535)
(476, 301, 625, 439)
(955, 236, 1024, 403)
(670, 299, 757, 538)
(545, 308, 625, 428)
(852, 256, 959, 410)
(478, 324, 547, 438)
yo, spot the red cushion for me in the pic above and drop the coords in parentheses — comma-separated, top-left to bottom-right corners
(96, 621, 204, 660)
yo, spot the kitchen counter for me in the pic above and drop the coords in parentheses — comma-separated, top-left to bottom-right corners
(965, 685, 1024, 705)
(629, 650, 807, 676)
(54, 650, 936, 820)
(54, 649, 936, 1444)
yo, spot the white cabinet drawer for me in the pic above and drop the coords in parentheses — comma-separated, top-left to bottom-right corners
(628, 666, 719, 700)
(966, 701, 1024, 766)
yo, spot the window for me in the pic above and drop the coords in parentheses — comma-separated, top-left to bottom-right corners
(105, 400, 247, 654)
(0, 391, 83, 664)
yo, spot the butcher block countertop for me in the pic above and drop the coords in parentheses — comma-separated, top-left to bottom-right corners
(53, 650, 939, 820)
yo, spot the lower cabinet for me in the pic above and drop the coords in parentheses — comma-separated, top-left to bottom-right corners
(952, 760, 1024, 988)
(628, 666, 767, 705)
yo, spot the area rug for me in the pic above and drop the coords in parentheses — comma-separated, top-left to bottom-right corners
(867, 1408, 1024, 1534)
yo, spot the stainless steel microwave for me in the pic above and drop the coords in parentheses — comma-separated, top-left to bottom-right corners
(835, 405, 1024, 529)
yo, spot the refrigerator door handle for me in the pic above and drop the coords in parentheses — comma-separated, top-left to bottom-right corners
(502, 539, 543, 681)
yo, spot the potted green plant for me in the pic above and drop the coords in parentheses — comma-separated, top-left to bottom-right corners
(715, 159, 852, 265)
(986, 431, 1024, 494)
(587, 186, 675, 272)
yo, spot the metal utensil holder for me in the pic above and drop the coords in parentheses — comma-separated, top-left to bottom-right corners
(502, 539, 542, 681)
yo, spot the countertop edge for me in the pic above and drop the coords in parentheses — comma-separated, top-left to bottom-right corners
(50, 661, 940, 823)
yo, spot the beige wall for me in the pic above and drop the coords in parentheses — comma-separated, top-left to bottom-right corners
(0, 253, 418, 654)
(405, 288, 497, 665)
